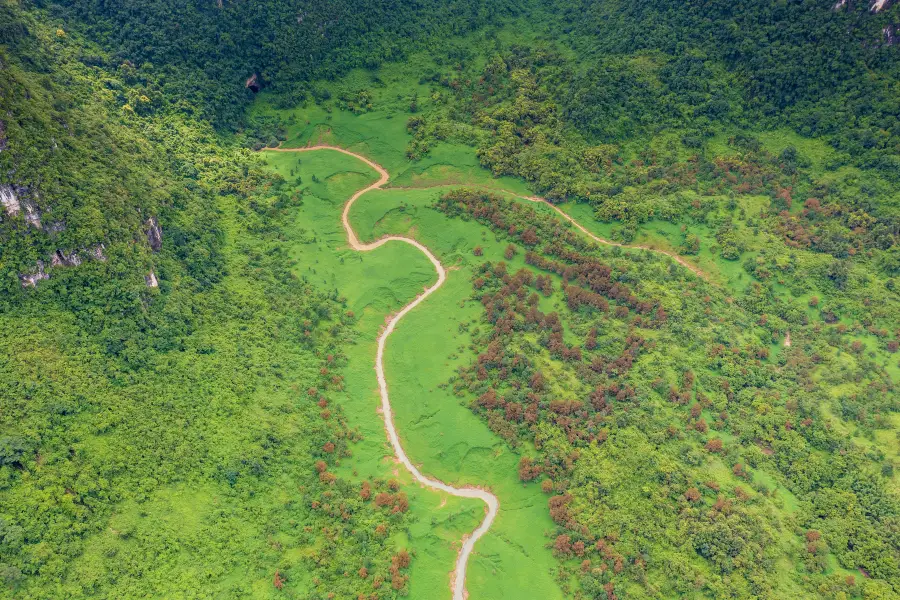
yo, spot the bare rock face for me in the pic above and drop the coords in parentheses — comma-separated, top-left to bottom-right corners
(18, 244, 106, 288)
(0, 184, 20, 216)
(836, 0, 897, 13)
(0, 184, 41, 228)
(146, 217, 162, 251)
(145, 271, 159, 288)
(886, 24, 899, 45)
(0, 120, 6, 152)
(20, 261, 49, 288)
(51, 250, 82, 268)
(246, 73, 261, 93)
(23, 201, 41, 228)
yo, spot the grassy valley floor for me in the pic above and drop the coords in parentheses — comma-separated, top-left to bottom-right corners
(262, 144, 565, 598)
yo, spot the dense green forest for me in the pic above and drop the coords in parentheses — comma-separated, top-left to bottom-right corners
(1, 0, 899, 598)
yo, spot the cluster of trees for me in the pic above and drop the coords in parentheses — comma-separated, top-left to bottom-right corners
(403, 32, 898, 386)
(436, 188, 899, 598)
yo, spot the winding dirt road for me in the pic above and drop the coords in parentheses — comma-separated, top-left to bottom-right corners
(267, 145, 497, 600)
(263, 143, 704, 599)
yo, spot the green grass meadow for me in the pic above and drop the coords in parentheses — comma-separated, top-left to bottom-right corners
(262, 142, 563, 599)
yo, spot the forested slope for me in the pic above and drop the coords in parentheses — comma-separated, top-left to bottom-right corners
(384, 1, 900, 596)
(549, 0, 900, 178)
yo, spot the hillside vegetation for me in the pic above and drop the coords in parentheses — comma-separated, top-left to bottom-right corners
(1, 1, 899, 599)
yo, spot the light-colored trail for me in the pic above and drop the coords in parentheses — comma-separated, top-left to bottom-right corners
(263, 143, 705, 598)
(383, 187, 707, 279)
(518, 196, 707, 279)
(266, 144, 496, 600)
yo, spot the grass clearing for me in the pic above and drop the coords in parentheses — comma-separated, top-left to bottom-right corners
(262, 138, 564, 598)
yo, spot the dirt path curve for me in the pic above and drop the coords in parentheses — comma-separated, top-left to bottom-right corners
(516, 196, 707, 278)
(265, 145, 496, 600)
(263, 143, 706, 598)
(387, 184, 707, 279)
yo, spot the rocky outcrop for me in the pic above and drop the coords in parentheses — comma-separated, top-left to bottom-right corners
(0, 120, 6, 152)
(145, 271, 159, 288)
(0, 184, 41, 228)
(20, 261, 48, 288)
(0, 184, 20, 216)
(886, 24, 899, 45)
(835, 0, 896, 12)
(146, 217, 162, 251)
(51, 250, 81, 268)
(246, 73, 261, 93)
(23, 202, 40, 228)
(19, 244, 108, 288)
